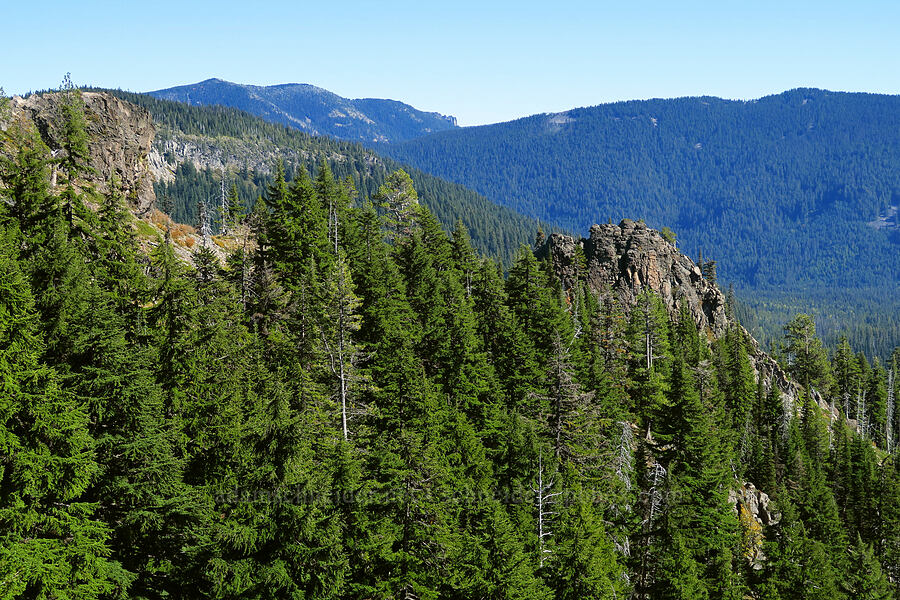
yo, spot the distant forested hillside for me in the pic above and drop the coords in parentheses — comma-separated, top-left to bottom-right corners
(381, 88, 900, 289)
(378, 89, 900, 356)
(102, 89, 544, 265)
(148, 78, 457, 144)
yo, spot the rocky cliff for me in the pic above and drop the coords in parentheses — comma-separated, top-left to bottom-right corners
(730, 482, 780, 570)
(541, 219, 729, 336)
(538, 219, 829, 417)
(539, 220, 841, 571)
(5, 91, 156, 213)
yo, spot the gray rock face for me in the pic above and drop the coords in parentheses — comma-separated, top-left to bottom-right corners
(8, 91, 156, 213)
(541, 219, 729, 337)
(729, 482, 780, 528)
(729, 482, 781, 569)
(538, 219, 828, 419)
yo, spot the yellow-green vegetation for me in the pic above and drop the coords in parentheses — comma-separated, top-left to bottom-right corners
(738, 503, 764, 561)
(134, 218, 159, 239)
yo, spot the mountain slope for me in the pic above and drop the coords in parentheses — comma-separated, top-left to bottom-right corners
(380, 89, 900, 291)
(102, 89, 543, 265)
(148, 78, 457, 144)
(4, 88, 897, 599)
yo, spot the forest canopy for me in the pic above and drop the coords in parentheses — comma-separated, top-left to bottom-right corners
(1, 90, 898, 599)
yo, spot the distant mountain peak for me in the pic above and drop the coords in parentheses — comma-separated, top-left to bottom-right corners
(148, 79, 457, 144)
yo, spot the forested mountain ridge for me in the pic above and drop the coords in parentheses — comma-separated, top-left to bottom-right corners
(149, 78, 458, 144)
(377, 88, 900, 356)
(97, 88, 541, 265)
(131, 83, 900, 355)
(2, 85, 898, 599)
(380, 87, 900, 288)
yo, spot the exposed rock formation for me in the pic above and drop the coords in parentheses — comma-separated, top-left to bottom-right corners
(730, 482, 780, 527)
(5, 91, 156, 213)
(538, 219, 830, 419)
(540, 219, 729, 336)
(147, 135, 346, 185)
(730, 482, 780, 569)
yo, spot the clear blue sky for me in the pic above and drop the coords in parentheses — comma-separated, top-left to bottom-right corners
(5, 0, 899, 126)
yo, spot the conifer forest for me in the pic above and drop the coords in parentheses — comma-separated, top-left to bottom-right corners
(1, 87, 899, 600)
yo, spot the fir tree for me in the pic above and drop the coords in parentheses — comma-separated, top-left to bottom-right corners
(0, 228, 126, 598)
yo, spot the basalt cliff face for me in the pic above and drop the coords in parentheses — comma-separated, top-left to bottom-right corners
(538, 219, 826, 416)
(541, 219, 728, 336)
(4, 91, 156, 213)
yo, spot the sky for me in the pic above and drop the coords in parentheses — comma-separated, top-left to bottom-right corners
(4, 0, 899, 126)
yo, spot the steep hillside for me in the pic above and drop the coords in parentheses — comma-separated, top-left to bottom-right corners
(381, 89, 900, 287)
(148, 78, 457, 144)
(2, 87, 898, 600)
(4, 90, 156, 212)
(102, 89, 542, 265)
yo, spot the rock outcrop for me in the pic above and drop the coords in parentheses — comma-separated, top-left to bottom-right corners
(538, 219, 829, 418)
(539, 220, 819, 570)
(540, 219, 729, 336)
(5, 91, 156, 213)
(730, 482, 781, 569)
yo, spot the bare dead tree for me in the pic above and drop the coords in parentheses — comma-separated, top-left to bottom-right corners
(219, 167, 229, 235)
(198, 196, 211, 245)
(533, 452, 560, 568)
(886, 367, 894, 453)
(857, 386, 868, 439)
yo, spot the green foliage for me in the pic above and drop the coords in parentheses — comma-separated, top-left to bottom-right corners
(0, 228, 125, 598)
(660, 226, 677, 245)
(382, 89, 900, 290)
(99, 88, 546, 266)
(2, 98, 899, 600)
(846, 536, 893, 599)
(783, 314, 832, 391)
(382, 90, 900, 355)
(58, 74, 91, 178)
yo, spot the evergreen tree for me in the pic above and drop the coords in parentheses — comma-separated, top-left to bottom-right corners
(374, 168, 420, 243)
(320, 254, 364, 441)
(0, 228, 126, 598)
(833, 336, 861, 414)
(550, 465, 627, 600)
(783, 314, 831, 392)
(624, 290, 671, 427)
(845, 535, 893, 599)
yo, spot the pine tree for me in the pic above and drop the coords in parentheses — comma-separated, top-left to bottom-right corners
(320, 254, 364, 441)
(844, 536, 892, 599)
(833, 336, 861, 416)
(783, 314, 831, 393)
(451, 219, 478, 297)
(625, 290, 671, 428)
(872, 458, 899, 596)
(505, 245, 567, 363)
(652, 533, 709, 600)
(58, 73, 92, 179)
(452, 501, 552, 599)
(721, 325, 757, 464)
(0, 118, 53, 236)
(471, 258, 542, 411)
(374, 168, 420, 243)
